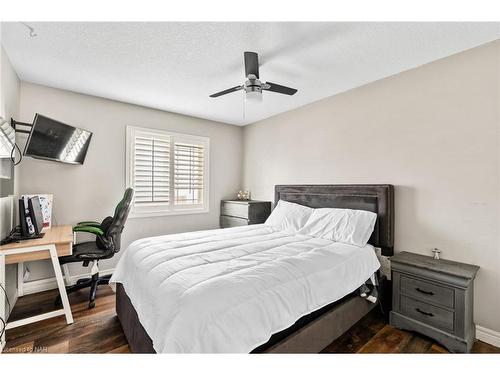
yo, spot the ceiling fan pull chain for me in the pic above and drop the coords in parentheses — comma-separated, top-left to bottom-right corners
(243, 97, 246, 119)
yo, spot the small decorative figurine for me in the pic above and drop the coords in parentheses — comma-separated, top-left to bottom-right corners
(432, 248, 441, 260)
(237, 190, 251, 201)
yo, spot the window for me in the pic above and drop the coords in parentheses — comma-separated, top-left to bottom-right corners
(126, 126, 209, 217)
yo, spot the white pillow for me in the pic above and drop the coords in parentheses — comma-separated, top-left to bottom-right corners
(265, 200, 313, 233)
(298, 207, 377, 247)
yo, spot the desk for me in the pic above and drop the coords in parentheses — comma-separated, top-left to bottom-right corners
(0, 225, 74, 352)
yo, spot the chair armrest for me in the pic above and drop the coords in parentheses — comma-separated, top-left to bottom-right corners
(77, 221, 101, 227)
(73, 225, 104, 236)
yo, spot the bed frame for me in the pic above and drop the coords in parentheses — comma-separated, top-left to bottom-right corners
(116, 184, 395, 353)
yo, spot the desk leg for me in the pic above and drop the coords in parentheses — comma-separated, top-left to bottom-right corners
(17, 262, 24, 297)
(62, 264, 71, 286)
(48, 246, 73, 325)
(0, 254, 6, 352)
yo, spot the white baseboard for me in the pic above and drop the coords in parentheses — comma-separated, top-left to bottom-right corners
(22, 277, 57, 295)
(476, 325, 500, 348)
(22, 268, 115, 296)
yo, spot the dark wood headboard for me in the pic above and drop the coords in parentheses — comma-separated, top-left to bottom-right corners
(274, 185, 394, 256)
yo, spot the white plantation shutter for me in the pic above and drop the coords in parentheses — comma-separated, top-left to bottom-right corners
(174, 142, 205, 205)
(133, 134, 170, 204)
(127, 126, 209, 216)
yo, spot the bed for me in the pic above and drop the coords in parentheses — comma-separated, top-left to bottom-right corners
(112, 184, 394, 353)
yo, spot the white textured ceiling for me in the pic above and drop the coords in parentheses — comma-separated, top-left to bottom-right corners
(1, 22, 499, 126)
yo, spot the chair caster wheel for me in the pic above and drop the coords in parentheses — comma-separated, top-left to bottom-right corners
(89, 301, 95, 309)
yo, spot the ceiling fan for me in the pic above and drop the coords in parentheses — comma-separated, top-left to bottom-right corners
(209, 52, 298, 102)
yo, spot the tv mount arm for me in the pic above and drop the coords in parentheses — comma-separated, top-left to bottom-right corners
(11, 118, 33, 134)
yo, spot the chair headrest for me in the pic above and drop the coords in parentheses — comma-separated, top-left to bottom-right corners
(113, 188, 134, 220)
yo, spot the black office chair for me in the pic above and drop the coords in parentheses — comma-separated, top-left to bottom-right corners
(56, 188, 134, 308)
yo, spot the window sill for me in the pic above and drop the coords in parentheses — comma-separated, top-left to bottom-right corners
(129, 207, 209, 219)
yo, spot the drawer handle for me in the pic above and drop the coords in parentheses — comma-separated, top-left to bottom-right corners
(416, 308, 434, 317)
(415, 287, 434, 296)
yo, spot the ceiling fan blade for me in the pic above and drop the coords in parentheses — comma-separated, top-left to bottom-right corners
(244, 52, 259, 79)
(209, 85, 243, 98)
(263, 82, 298, 95)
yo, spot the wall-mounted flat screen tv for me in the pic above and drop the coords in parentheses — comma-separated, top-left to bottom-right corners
(24, 114, 93, 165)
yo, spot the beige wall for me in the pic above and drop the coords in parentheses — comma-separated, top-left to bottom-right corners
(18, 83, 243, 280)
(243, 40, 500, 332)
(0, 45, 20, 314)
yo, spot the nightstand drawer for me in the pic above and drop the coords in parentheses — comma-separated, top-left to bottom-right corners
(401, 275, 454, 309)
(221, 202, 249, 219)
(401, 295, 454, 333)
(220, 215, 249, 228)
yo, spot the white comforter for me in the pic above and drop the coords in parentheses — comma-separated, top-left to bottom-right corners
(110, 224, 380, 353)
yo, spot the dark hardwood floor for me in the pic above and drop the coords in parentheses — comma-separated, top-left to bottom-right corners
(4, 286, 129, 353)
(3, 286, 499, 354)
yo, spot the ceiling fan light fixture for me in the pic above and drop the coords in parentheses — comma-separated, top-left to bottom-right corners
(245, 90, 263, 103)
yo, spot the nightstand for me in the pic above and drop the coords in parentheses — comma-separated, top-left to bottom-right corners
(390, 251, 479, 353)
(220, 200, 271, 228)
